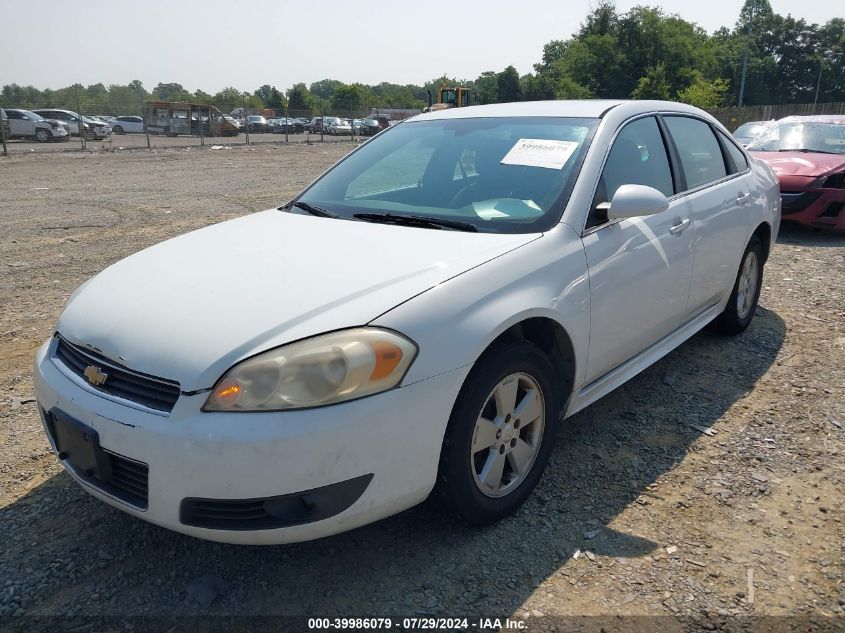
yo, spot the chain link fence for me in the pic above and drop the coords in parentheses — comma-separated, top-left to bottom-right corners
(0, 89, 421, 156)
(5, 91, 845, 156)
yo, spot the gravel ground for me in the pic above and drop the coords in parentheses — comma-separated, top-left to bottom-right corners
(0, 146, 842, 630)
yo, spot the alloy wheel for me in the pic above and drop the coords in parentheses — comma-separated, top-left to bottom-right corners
(736, 250, 759, 320)
(470, 372, 545, 498)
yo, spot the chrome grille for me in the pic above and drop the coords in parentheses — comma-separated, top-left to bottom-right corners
(54, 335, 181, 413)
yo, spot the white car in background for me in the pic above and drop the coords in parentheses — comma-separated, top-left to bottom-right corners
(34, 100, 779, 544)
(31, 109, 111, 139)
(327, 117, 352, 135)
(4, 108, 70, 142)
(110, 116, 145, 134)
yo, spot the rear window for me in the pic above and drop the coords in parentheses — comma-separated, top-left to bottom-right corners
(664, 116, 727, 190)
(718, 130, 748, 173)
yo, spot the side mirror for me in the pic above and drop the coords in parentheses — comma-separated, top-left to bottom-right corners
(606, 184, 669, 220)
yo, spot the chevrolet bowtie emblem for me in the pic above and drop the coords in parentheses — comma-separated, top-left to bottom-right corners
(83, 365, 109, 386)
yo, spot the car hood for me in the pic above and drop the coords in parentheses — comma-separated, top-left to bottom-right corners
(749, 151, 845, 177)
(58, 210, 539, 391)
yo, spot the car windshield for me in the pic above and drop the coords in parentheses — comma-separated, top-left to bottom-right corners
(293, 116, 598, 234)
(747, 120, 845, 154)
(21, 110, 44, 121)
(734, 122, 772, 139)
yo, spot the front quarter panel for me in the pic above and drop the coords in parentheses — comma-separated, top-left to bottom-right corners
(373, 224, 590, 396)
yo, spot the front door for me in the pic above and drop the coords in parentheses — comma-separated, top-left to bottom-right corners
(581, 115, 694, 383)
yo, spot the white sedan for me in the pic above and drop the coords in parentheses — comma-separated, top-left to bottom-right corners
(34, 100, 779, 544)
(110, 116, 145, 134)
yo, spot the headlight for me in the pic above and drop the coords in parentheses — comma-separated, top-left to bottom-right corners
(203, 328, 417, 412)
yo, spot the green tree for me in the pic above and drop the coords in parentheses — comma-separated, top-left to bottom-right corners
(212, 87, 244, 113)
(310, 79, 345, 101)
(496, 66, 522, 102)
(632, 64, 672, 99)
(287, 83, 314, 117)
(152, 82, 192, 101)
(331, 84, 366, 115)
(473, 71, 499, 104)
(676, 73, 729, 108)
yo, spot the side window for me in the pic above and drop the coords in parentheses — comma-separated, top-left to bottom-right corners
(718, 130, 748, 173)
(589, 116, 674, 228)
(664, 116, 727, 189)
(6, 110, 22, 119)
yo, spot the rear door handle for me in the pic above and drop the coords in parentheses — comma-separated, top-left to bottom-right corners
(669, 218, 691, 235)
(737, 192, 753, 205)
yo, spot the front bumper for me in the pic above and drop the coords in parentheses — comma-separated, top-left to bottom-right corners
(780, 187, 845, 231)
(34, 337, 468, 544)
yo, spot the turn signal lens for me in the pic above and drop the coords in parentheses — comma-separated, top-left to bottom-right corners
(203, 328, 417, 412)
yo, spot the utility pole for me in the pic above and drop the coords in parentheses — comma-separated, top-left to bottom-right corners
(1, 112, 7, 157)
(813, 58, 823, 106)
(737, 20, 752, 107)
(242, 94, 250, 145)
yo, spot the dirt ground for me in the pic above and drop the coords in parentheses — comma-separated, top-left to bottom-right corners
(0, 146, 842, 630)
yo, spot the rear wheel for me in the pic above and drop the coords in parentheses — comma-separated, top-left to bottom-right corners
(711, 235, 764, 335)
(435, 340, 559, 525)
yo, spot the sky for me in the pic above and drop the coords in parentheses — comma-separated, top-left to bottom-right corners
(1, 0, 841, 93)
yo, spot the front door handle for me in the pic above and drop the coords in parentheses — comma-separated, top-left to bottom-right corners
(669, 218, 691, 235)
(737, 192, 753, 205)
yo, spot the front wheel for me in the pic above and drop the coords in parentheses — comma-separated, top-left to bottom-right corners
(112, 126, 124, 135)
(35, 128, 50, 142)
(711, 235, 764, 335)
(435, 340, 559, 526)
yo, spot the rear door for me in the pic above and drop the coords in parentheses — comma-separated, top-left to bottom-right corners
(6, 110, 30, 137)
(661, 116, 755, 313)
(581, 115, 694, 383)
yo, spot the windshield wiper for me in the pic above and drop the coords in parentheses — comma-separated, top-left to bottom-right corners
(285, 201, 343, 218)
(353, 212, 478, 232)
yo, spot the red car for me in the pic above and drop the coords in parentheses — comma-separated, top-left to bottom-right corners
(748, 116, 845, 231)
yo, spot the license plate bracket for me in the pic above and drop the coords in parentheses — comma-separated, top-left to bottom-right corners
(48, 409, 112, 482)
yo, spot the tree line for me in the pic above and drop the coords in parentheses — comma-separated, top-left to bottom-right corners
(2, 0, 843, 117)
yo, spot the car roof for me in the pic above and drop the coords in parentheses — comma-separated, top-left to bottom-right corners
(414, 99, 706, 121)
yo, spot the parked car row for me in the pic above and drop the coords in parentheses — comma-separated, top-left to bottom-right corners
(31, 109, 112, 139)
(1, 108, 72, 142)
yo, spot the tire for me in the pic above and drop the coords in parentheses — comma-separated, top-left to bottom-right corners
(435, 340, 559, 526)
(113, 126, 124, 135)
(35, 128, 50, 143)
(711, 235, 764, 335)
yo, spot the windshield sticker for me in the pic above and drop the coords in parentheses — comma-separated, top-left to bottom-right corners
(501, 138, 580, 170)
